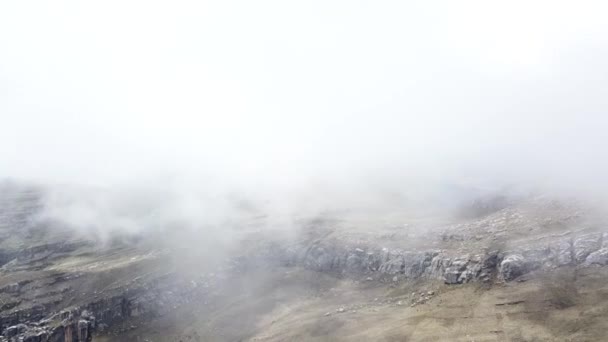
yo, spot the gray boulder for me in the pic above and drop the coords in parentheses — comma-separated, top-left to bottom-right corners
(573, 234, 602, 263)
(402, 252, 434, 279)
(499, 254, 526, 281)
(345, 253, 365, 273)
(379, 254, 404, 275)
(444, 258, 469, 284)
(584, 248, 608, 265)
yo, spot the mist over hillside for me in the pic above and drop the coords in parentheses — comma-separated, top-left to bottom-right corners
(2, 1, 608, 195)
(2, 1, 608, 341)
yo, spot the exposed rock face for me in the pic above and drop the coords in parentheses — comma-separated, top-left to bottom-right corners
(573, 234, 603, 263)
(584, 248, 608, 265)
(499, 254, 526, 281)
(378, 252, 403, 275)
(402, 252, 436, 280)
(287, 230, 608, 285)
(2, 310, 95, 342)
(550, 238, 573, 266)
(0, 271, 221, 342)
(2, 183, 608, 341)
(297, 243, 500, 284)
(443, 258, 469, 284)
(2, 226, 608, 342)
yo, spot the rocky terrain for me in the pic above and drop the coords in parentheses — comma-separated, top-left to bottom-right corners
(2, 181, 608, 341)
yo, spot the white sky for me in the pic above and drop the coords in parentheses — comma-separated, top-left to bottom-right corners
(1, 0, 608, 195)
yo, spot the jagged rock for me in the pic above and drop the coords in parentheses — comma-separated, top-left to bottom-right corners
(378, 254, 404, 275)
(364, 251, 382, 271)
(573, 234, 602, 263)
(477, 250, 500, 281)
(499, 254, 526, 281)
(426, 254, 450, 279)
(444, 258, 468, 284)
(4, 324, 26, 337)
(50, 324, 66, 341)
(481, 251, 499, 270)
(520, 247, 548, 272)
(550, 239, 572, 266)
(78, 319, 90, 341)
(444, 270, 460, 284)
(345, 252, 365, 273)
(585, 248, 608, 265)
(23, 331, 48, 342)
(602, 233, 608, 248)
(402, 252, 435, 279)
(0, 282, 21, 294)
(458, 255, 483, 283)
(304, 245, 335, 272)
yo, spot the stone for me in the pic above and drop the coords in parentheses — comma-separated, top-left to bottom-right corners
(573, 234, 602, 263)
(0, 282, 21, 294)
(78, 319, 90, 341)
(458, 256, 483, 283)
(402, 252, 434, 279)
(585, 248, 608, 265)
(426, 255, 450, 279)
(4, 325, 19, 338)
(499, 254, 526, 281)
(444, 269, 461, 284)
(4, 324, 27, 337)
(23, 332, 46, 342)
(550, 239, 572, 266)
(379, 254, 404, 275)
(444, 258, 468, 284)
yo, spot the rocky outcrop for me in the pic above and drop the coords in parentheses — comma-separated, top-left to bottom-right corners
(499, 254, 527, 281)
(294, 242, 496, 284)
(573, 233, 603, 263)
(1, 309, 95, 342)
(0, 273, 215, 342)
(287, 231, 608, 285)
(585, 248, 608, 265)
(443, 258, 470, 284)
(549, 238, 573, 266)
(583, 233, 608, 266)
(1, 184, 608, 341)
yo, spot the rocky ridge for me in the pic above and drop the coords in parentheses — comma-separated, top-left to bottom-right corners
(292, 230, 608, 284)
(2, 183, 608, 341)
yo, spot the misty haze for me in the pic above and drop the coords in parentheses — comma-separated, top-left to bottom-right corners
(2, 1, 608, 341)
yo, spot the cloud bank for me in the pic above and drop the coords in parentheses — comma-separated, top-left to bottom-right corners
(1, 0, 608, 211)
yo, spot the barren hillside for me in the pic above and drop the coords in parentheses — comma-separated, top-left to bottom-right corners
(1, 182, 608, 341)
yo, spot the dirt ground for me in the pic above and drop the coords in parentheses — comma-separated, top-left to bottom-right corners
(97, 265, 608, 342)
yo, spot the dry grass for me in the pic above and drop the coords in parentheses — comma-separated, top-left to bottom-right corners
(540, 268, 580, 309)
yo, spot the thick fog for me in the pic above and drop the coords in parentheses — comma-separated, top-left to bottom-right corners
(2, 1, 608, 232)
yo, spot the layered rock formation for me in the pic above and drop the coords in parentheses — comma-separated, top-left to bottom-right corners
(291, 231, 608, 284)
